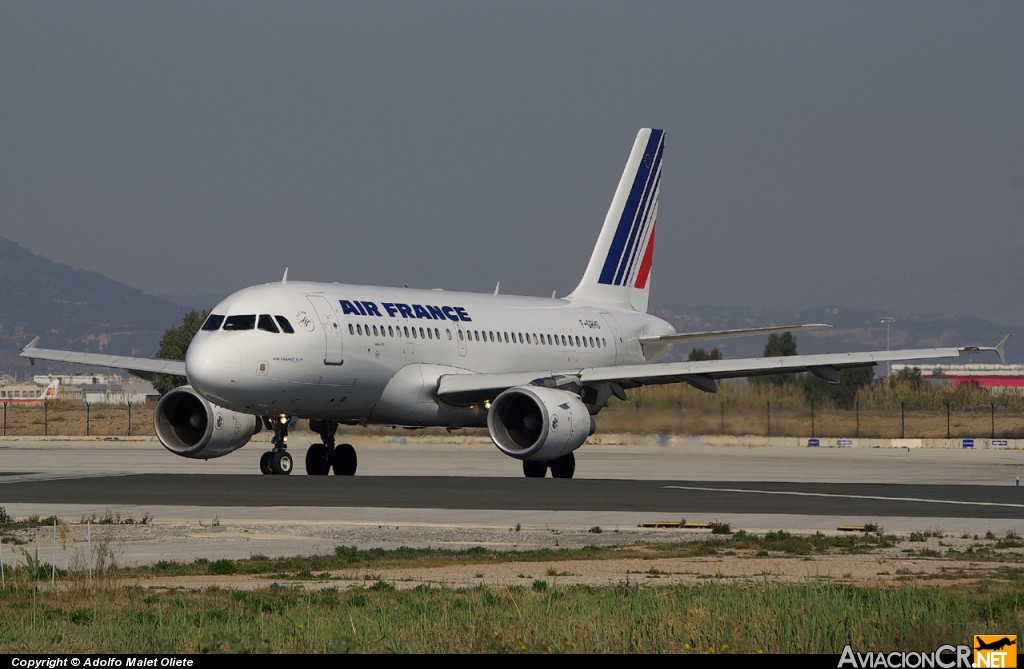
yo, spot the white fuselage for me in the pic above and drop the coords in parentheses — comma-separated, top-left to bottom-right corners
(185, 281, 674, 427)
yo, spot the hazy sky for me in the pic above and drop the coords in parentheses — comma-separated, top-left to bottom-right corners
(2, 3, 1022, 322)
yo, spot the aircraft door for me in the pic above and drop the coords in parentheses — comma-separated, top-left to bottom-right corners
(307, 295, 344, 365)
(454, 322, 467, 357)
(600, 312, 626, 366)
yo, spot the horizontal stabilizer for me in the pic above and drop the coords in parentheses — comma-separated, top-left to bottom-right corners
(639, 323, 832, 348)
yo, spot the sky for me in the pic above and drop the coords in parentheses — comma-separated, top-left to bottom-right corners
(2, 2, 1022, 324)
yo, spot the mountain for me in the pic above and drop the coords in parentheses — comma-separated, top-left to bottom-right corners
(0, 236, 185, 373)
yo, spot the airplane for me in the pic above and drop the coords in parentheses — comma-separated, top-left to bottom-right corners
(20, 128, 1007, 478)
(0, 378, 60, 404)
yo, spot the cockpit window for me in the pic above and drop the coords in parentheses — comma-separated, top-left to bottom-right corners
(258, 314, 279, 333)
(223, 314, 256, 331)
(275, 316, 295, 334)
(201, 314, 225, 331)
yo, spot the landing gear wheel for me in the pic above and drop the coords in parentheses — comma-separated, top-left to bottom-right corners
(523, 460, 547, 478)
(260, 451, 274, 475)
(305, 444, 330, 475)
(549, 453, 576, 479)
(271, 450, 293, 475)
(331, 443, 357, 476)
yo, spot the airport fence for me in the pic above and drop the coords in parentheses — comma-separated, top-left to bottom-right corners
(3, 397, 1024, 440)
(0, 400, 155, 438)
(596, 400, 1024, 439)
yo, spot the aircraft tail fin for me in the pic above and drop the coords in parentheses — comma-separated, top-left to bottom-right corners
(567, 128, 664, 313)
(42, 378, 59, 400)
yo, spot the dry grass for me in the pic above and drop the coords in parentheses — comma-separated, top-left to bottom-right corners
(4, 387, 1024, 440)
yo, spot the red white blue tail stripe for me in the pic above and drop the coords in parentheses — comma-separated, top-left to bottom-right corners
(598, 128, 663, 288)
(568, 128, 663, 313)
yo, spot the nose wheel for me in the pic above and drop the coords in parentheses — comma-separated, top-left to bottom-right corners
(260, 416, 295, 475)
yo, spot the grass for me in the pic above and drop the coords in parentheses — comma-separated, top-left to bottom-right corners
(1, 531, 1021, 653)
(0, 579, 1019, 653)
(4, 385, 1024, 438)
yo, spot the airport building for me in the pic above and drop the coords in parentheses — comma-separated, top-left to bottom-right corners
(890, 363, 1024, 393)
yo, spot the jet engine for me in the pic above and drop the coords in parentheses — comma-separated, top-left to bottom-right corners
(154, 386, 260, 459)
(486, 386, 595, 462)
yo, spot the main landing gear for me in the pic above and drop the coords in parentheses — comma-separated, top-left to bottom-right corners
(258, 417, 358, 476)
(304, 419, 357, 476)
(522, 452, 575, 479)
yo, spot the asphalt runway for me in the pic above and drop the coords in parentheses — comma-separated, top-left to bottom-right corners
(1, 436, 1023, 565)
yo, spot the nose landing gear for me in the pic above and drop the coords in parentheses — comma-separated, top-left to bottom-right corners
(260, 415, 294, 475)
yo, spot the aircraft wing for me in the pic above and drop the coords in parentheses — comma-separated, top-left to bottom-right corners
(19, 337, 186, 382)
(437, 338, 1008, 406)
(639, 323, 832, 347)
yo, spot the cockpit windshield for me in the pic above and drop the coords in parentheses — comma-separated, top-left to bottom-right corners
(257, 314, 279, 333)
(223, 314, 257, 331)
(201, 314, 225, 331)
(204, 313, 295, 333)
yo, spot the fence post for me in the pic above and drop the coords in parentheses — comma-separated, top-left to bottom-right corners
(2, 403, 5, 436)
(855, 401, 859, 438)
(127, 401, 132, 437)
(810, 400, 815, 437)
(44, 402, 48, 437)
(766, 401, 771, 437)
(991, 403, 995, 439)
(86, 403, 90, 437)
(900, 401, 905, 439)
(946, 402, 951, 439)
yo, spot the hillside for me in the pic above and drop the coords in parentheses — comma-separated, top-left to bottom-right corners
(0, 237, 185, 373)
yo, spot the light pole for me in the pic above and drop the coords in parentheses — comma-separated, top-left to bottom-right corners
(881, 316, 895, 377)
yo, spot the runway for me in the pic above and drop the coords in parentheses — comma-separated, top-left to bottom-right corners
(1, 436, 1022, 566)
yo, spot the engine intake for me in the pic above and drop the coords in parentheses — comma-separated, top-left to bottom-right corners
(154, 386, 260, 459)
(487, 386, 594, 462)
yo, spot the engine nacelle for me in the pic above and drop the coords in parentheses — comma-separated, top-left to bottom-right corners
(154, 386, 260, 459)
(487, 386, 595, 462)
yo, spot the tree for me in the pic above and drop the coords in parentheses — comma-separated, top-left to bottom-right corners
(687, 347, 722, 362)
(154, 309, 209, 395)
(763, 332, 797, 358)
(757, 332, 799, 386)
(802, 365, 874, 409)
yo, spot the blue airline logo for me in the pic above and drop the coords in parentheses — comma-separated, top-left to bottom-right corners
(339, 300, 472, 322)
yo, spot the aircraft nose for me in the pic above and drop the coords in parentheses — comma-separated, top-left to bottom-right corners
(185, 337, 242, 399)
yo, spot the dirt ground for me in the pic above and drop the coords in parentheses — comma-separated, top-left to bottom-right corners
(7, 521, 1022, 592)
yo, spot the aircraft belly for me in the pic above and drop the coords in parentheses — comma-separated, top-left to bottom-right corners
(370, 363, 486, 427)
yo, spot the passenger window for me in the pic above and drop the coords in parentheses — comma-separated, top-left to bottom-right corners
(357, 324, 363, 336)
(389, 326, 395, 337)
(404, 326, 410, 338)
(348, 324, 355, 335)
(201, 314, 225, 331)
(223, 315, 256, 331)
(258, 315, 279, 333)
(458, 329, 464, 341)
(373, 325, 379, 337)
(275, 316, 295, 334)
(447, 329, 452, 340)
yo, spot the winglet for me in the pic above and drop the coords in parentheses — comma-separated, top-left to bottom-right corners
(22, 336, 40, 365)
(994, 334, 1010, 364)
(958, 334, 1010, 364)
